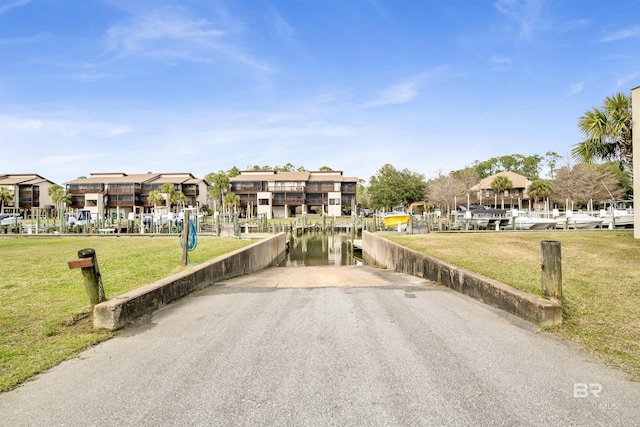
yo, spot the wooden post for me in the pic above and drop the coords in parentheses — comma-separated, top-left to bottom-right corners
(181, 210, 190, 266)
(67, 248, 105, 306)
(541, 240, 562, 301)
(233, 214, 239, 237)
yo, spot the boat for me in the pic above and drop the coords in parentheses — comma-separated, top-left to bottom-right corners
(555, 212, 604, 229)
(382, 207, 410, 230)
(452, 206, 510, 230)
(598, 200, 634, 229)
(502, 211, 556, 230)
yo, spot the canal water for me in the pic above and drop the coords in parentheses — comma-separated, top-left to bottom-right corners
(279, 231, 363, 267)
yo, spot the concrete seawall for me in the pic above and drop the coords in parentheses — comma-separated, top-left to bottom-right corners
(93, 233, 287, 331)
(362, 231, 562, 325)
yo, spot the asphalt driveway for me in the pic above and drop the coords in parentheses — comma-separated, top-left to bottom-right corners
(1, 266, 638, 426)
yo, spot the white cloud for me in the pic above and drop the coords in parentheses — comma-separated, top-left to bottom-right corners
(361, 68, 448, 108)
(1, 115, 42, 130)
(105, 12, 225, 59)
(491, 55, 512, 65)
(0, 113, 135, 140)
(490, 55, 512, 70)
(362, 82, 419, 108)
(266, 4, 295, 40)
(73, 73, 109, 81)
(601, 26, 640, 42)
(614, 70, 640, 89)
(568, 82, 583, 96)
(105, 125, 135, 137)
(568, 77, 592, 96)
(0, 0, 30, 15)
(102, 8, 273, 73)
(494, 0, 546, 42)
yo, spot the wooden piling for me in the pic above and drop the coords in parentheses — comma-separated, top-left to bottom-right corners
(68, 248, 106, 306)
(541, 240, 562, 301)
(181, 210, 190, 266)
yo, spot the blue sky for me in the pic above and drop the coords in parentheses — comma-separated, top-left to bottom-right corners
(1, 0, 639, 185)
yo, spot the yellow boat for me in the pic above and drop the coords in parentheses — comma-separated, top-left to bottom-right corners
(382, 210, 410, 229)
(381, 202, 427, 230)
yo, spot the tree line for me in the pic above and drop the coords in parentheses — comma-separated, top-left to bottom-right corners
(362, 154, 629, 213)
(362, 92, 633, 212)
(204, 92, 630, 213)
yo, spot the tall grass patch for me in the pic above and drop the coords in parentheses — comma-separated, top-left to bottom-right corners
(0, 236, 254, 391)
(389, 231, 640, 381)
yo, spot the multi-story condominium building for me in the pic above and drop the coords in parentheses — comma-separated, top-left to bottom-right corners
(65, 172, 209, 219)
(230, 170, 358, 219)
(0, 174, 57, 216)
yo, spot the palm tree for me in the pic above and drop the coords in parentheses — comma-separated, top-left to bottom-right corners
(48, 184, 71, 222)
(159, 183, 176, 210)
(160, 183, 175, 195)
(0, 186, 14, 213)
(224, 192, 240, 214)
(528, 179, 553, 210)
(170, 191, 187, 210)
(147, 190, 165, 209)
(206, 171, 230, 214)
(490, 175, 513, 209)
(572, 92, 632, 179)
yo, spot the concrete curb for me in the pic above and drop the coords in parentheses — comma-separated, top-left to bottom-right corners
(93, 233, 287, 331)
(362, 231, 562, 326)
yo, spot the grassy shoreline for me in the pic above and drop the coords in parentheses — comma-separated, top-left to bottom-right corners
(0, 235, 255, 392)
(2, 230, 638, 392)
(388, 230, 640, 381)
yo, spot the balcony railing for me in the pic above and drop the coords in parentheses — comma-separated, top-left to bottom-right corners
(341, 184, 357, 194)
(232, 185, 264, 193)
(106, 195, 139, 207)
(273, 198, 304, 206)
(67, 185, 105, 194)
(305, 185, 334, 193)
(272, 185, 305, 192)
(107, 188, 140, 195)
(305, 197, 328, 205)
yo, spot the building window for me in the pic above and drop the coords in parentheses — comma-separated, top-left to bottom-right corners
(329, 198, 340, 205)
(259, 198, 270, 205)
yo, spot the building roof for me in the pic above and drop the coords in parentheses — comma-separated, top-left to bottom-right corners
(0, 174, 56, 186)
(231, 171, 312, 182)
(66, 173, 156, 184)
(150, 173, 199, 184)
(230, 170, 358, 183)
(65, 173, 207, 186)
(471, 171, 531, 191)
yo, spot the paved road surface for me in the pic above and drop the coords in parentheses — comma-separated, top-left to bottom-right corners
(1, 266, 639, 426)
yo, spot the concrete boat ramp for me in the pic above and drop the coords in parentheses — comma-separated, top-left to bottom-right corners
(2, 263, 639, 425)
(1, 233, 639, 425)
(217, 264, 429, 288)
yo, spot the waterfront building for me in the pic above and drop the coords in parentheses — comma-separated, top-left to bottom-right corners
(65, 172, 209, 220)
(470, 171, 533, 209)
(230, 170, 358, 219)
(0, 174, 57, 217)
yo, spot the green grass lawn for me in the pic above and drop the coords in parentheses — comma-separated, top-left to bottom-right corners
(0, 235, 255, 392)
(388, 230, 640, 381)
(3, 230, 638, 391)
